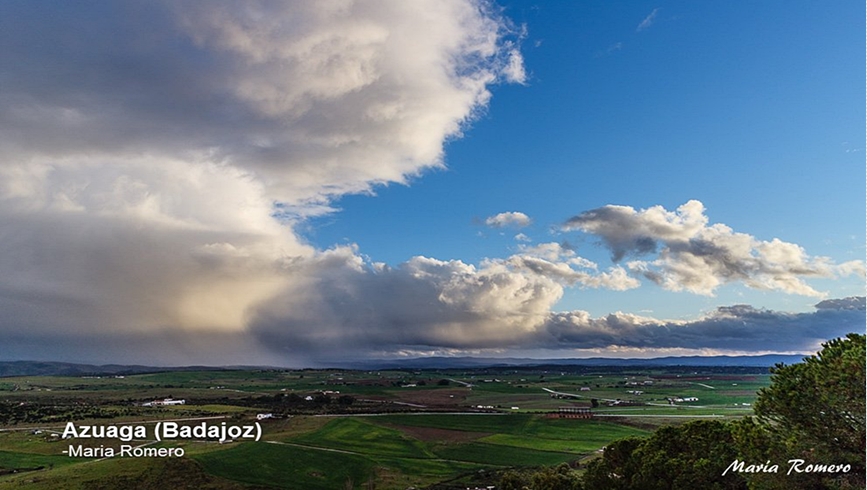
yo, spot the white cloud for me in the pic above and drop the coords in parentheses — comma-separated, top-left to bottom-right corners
(563, 200, 863, 297)
(501, 242, 639, 291)
(636, 8, 659, 32)
(242, 244, 865, 359)
(502, 48, 527, 84)
(815, 296, 866, 310)
(0, 0, 526, 362)
(485, 211, 532, 228)
(0, 1, 525, 210)
(0, 3, 860, 366)
(248, 249, 563, 356)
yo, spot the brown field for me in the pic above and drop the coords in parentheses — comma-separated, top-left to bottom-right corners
(388, 388, 470, 407)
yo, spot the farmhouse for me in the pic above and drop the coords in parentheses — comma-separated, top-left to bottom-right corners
(142, 398, 186, 407)
(607, 399, 643, 407)
(667, 396, 699, 404)
(256, 413, 274, 420)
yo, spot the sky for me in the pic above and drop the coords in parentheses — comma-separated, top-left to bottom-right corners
(0, 1, 863, 366)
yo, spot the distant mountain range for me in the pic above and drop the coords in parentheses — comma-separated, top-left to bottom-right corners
(0, 354, 809, 377)
(0, 361, 254, 378)
(331, 354, 808, 370)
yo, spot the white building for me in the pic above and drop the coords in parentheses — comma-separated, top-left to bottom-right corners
(143, 398, 186, 407)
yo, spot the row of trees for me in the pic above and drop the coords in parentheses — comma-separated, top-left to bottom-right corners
(0, 401, 124, 425)
(500, 333, 865, 490)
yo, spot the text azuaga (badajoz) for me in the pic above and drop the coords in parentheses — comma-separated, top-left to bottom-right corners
(59, 421, 261, 458)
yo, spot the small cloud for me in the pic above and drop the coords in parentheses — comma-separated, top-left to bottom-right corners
(514, 233, 532, 242)
(815, 296, 866, 311)
(485, 211, 532, 229)
(502, 49, 527, 84)
(636, 8, 659, 32)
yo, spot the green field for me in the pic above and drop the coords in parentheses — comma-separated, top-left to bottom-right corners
(0, 366, 771, 489)
(432, 442, 574, 466)
(289, 418, 433, 459)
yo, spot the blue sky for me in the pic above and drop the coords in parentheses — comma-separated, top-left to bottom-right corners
(304, 1, 865, 319)
(0, 1, 862, 365)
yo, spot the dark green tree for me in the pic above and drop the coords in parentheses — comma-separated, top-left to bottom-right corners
(498, 463, 583, 490)
(529, 463, 583, 490)
(582, 421, 747, 490)
(744, 333, 866, 489)
(498, 469, 529, 490)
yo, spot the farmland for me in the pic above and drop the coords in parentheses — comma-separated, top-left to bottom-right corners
(0, 364, 771, 489)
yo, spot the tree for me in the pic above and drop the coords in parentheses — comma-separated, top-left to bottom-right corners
(582, 422, 746, 490)
(582, 437, 644, 490)
(498, 469, 528, 490)
(499, 464, 583, 490)
(747, 333, 865, 488)
(499, 334, 865, 490)
(529, 463, 583, 490)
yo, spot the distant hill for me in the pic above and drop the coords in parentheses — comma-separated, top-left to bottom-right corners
(0, 361, 259, 377)
(0, 354, 808, 377)
(333, 354, 808, 370)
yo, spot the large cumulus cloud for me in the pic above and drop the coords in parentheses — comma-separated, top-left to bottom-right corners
(0, 2, 861, 365)
(250, 248, 562, 356)
(564, 200, 864, 297)
(1, 1, 525, 206)
(0, 0, 525, 356)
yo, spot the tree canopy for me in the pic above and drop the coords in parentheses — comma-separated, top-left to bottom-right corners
(745, 333, 865, 488)
(499, 334, 865, 490)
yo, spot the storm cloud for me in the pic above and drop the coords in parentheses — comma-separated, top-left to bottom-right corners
(539, 298, 865, 354)
(0, 2, 861, 365)
(0, 0, 526, 358)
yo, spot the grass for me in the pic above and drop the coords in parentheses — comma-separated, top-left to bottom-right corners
(0, 368, 771, 488)
(0, 449, 78, 471)
(193, 441, 377, 490)
(431, 442, 576, 466)
(0, 455, 249, 490)
(374, 413, 522, 434)
(479, 434, 604, 453)
(289, 418, 432, 459)
(372, 414, 648, 443)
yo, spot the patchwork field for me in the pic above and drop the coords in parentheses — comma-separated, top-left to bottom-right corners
(0, 365, 771, 488)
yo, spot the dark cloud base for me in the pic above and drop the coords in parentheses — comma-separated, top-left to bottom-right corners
(4, 298, 860, 366)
